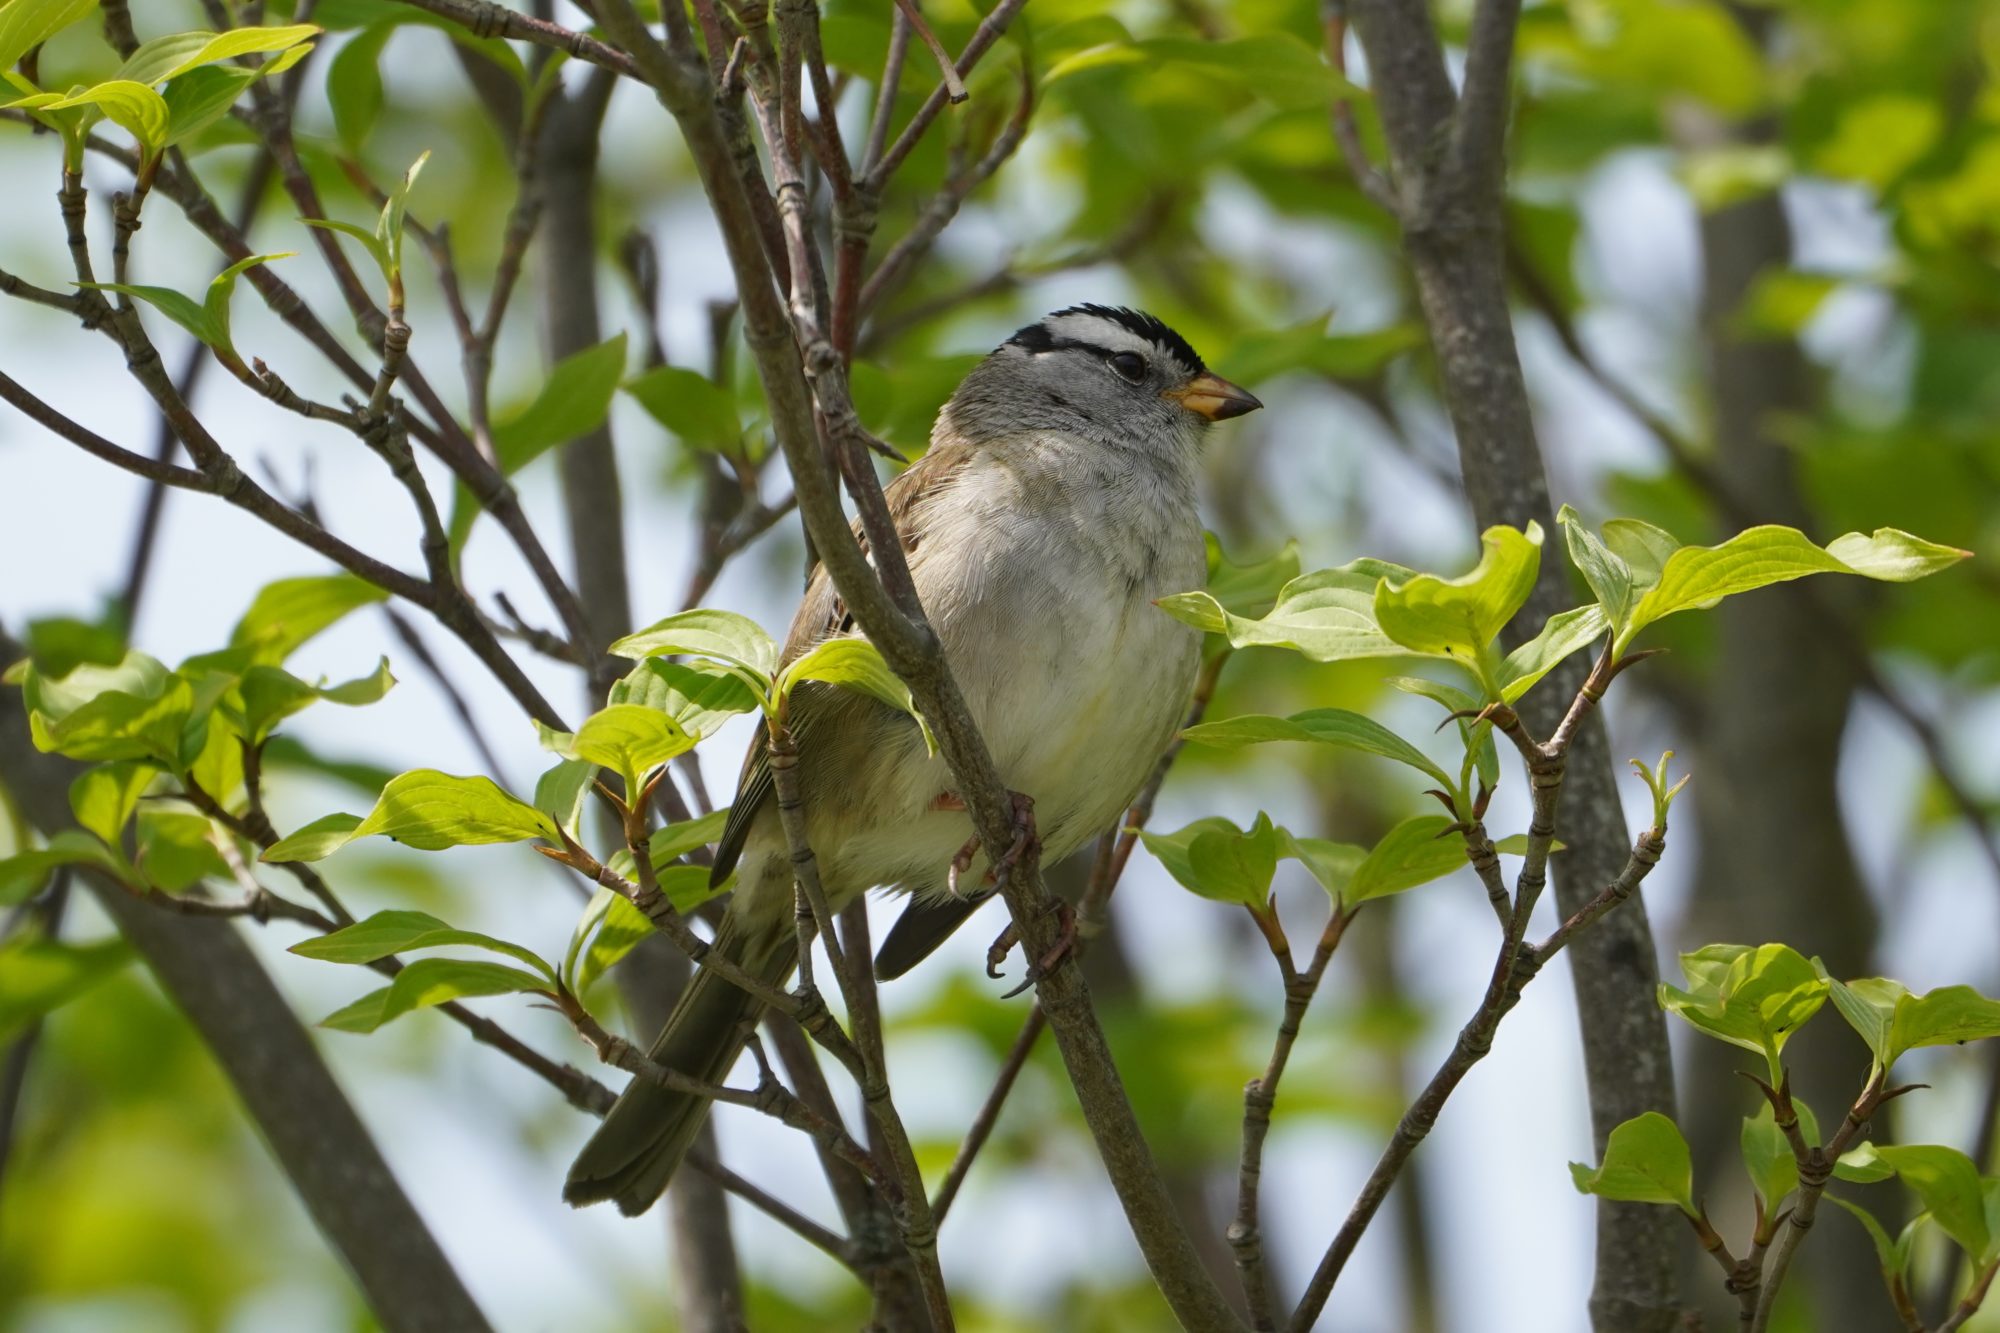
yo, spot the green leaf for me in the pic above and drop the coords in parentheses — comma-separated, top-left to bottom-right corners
(1821, 974, 2000, 1074)
(235, 658, 395, 742)
(79, 280, 218, 349)
(1741, 1104, 1808, 1211)
(1569, 1112, 1698, 1216)
(1815, 94, 1942, 191)
(162, 63, 261, 147)
(566, 865, 724, 993)
(327, 22, 391, 151)
(1873, 1146, 1992, 1264)
(45, 79, 169, 150)
(777, 638, 934, 753)
(610, 609, 779, 684)
(20, 615, 126, 677)
(532, 758, 594, 838)
(0, 832, 122, 906)
(290, 908, 553, 981)
(575, 893, 654, 993)
(68, 761, 155, 846)
(448, 333, 629, 549)
(609, 659, 761, 738)
(262, 812, 362, 863)
(1278, 832, 1365, 906)
(625, 364, 741, 454)
(1140, 813, 1282, 908)
(320, 958, 550, 1033)
(0, 935, 133, 1042)
(119, 24, 322, 85)
(538, 704, 696, 789)
(1618, 526, 1968, 653)
(267, 771, 556, 861)
(1658, 944, 1827, 1078)
(1559, 504, 1634, 627)
(492, 332, 628, 469)
(231, 574, 387, 661)
(199, 252, 289, 361)
(0, 0, 99, 73)
(1345, 815, 1472, 905)
(1181, 708, 1453, 790)
(1374, 523, 1543, 693)
(1496, 604, 1609, 703)
(1601, 519, 1682, 586)
(376, 148, 427, 276)
(1155, 557, 1415, 662)
(132, 809, 226, 892)
(1835, 1140, 1896, 1185)
(1825, 1196, 1915, 1284)
(29, 675, 193, 766)
(1198, 533, 1302, 623)
(300, 217, 391, 283)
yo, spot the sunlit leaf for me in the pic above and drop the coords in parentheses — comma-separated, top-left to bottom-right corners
(1569, 1111, 1698, 1216)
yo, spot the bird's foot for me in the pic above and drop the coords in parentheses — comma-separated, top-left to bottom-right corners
(988, 899, 1077, 999)
(945, 791, 1038, 899)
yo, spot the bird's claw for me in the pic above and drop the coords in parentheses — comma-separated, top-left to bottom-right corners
(990, 899, 1077, 999)
(945, 790, 1038, 900)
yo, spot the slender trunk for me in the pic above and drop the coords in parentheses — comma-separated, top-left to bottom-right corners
(1677, 109, 1886, 1329)
(1344, 3, 1687, 1324)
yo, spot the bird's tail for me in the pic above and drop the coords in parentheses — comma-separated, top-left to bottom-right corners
(564, 912, 796, 1214)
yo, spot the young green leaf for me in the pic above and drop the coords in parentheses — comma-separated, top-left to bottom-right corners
(1495, 604, 1609, 703)
(1344, 815, 1481, 905)
(1139, 814, 1281, 908)
(1569, 1111, 1699, 1216)
(1278, 832, 1365, 906)
(491, 331, 628, 471)
(1558, 504, 1634, 627)
(1821, 973, 2000, 1074)
(319, 958, 550, 1034)
(538, 704, 696, 790)
(263, 812, 364, 864)
(230, 574, 388, 662)
(1198, 533, 1303, 623)
(532, 758, 595, 839)
(1618, 525, 1968, 653)
(28, 675, 193, 767)
(625, 364, 742, 454)
(300, 217, 392, 283)
(610, 609, 780, 684)
(44, 80, 169, 152)
(327, 22, 392, 150)
(290, 908, 554, 981)
(1825, 1196, 1918, 1287)
(1373, 524, 1543, 694)
(162, 63, 262, 147)
(235, 658, 395, 742)
(1658, 943, 1827, 1080)
(0, 0, 100, 73)
(1600, 518, 1683, 585)
(1156, 557, 1415, 661)
(1181, 708, 1453, 790)
(0, 935, 134, 1041)
(1872, 1145, 1992, 1264)
(68, 761, 156, 847)
(1740, 1101, 1822, 1211)
(777, 638, 934, 752)
(134, 809, 228, 893)
(265, 771, 556, 861)
(609, 659, 762, 739)
(0, 832, 123, 906)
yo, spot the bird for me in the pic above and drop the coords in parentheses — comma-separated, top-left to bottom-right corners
(564, 304, 1261, 1214)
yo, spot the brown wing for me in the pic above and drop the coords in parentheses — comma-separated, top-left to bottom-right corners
(708, 444, 970, 885)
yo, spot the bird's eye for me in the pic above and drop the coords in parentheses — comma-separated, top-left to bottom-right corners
(1109, 352, 1146, 383)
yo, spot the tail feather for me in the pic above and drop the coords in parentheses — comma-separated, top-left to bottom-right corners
(564, 915, 795, 1215)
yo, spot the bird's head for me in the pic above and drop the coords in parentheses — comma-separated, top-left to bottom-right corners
(941, 304, 1261, 461)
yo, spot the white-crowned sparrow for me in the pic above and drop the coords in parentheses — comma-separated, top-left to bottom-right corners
(566, 305, 1261, 1213)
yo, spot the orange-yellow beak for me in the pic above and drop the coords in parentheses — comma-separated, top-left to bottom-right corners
(1164, 372, 1262, 421)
